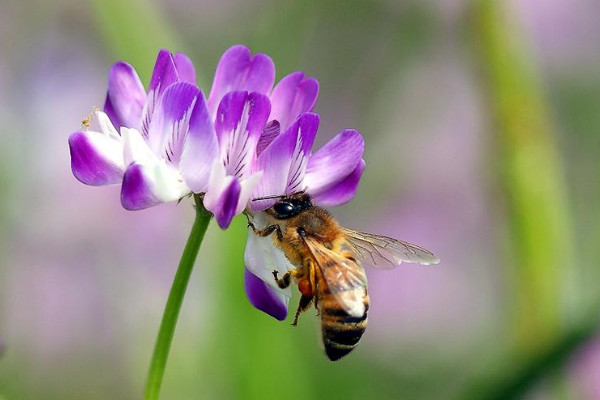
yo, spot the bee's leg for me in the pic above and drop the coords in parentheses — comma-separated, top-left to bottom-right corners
(248, 222, 283, 242)
(307, 260, 320, 316)
(292, 295, 313, 326)
(272, 270, 291, 289)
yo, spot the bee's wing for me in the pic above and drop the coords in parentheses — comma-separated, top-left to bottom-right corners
(342, 229, 440, 268)
(302, 236, 368, 317)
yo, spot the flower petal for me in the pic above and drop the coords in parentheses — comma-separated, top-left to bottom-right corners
(235, 172, 262, 216)
(140, 50, 197, 136)
(103, 61, 146, 130)
(173, 52, 196, 84)
(203, 161, 242, 229)
(244, 268, 288, 321)
(251, 123, 297, 211)
(303, 129, 364, 194)
(215, 91, 271, 179)
(269, 72, 319, 131)
(146, 82, 200, 162)
(256, 120, 280, 157)
(120, 161, 190, 210)
(179, 92, 218, 193)
(286, 112, 319, 193)
(69, 130, 125, 186)
(244, 214, 294, 318)
(310, 159, 365, 206)
(207, 45, 275, 115)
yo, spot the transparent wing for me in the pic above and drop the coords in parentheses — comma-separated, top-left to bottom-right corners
(342, 229, 439, 268)
(302, 236, 367, 317)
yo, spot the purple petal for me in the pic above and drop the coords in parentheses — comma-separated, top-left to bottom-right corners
(69, 131, 124, 186)
(310, 159, 365, 206)
(244, 225, 293, 318)
(120, 161, 190, 210)
(173, 52, 196, 84)
(205, 176, 242, 229)
(207, 45, 275, 115)
(244, 268, 288, 321)
(251, 123, 298, 211)
(140, 50, 197, 136)
(103, 62, 146, 130)
(215, 91, 271, 179)
(256, 120, 280, 157)
(269, 72, 319, 131)
(179, 92, 218, 193)
(121, 163, 163, 210)
(286, 112, 319, 193)
(146, 82, 200, 161)
(303, 129, 364, 194)
(148, 50, 183, 96)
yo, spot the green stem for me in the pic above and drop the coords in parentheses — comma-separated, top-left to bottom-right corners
(144, 195, 211, 400)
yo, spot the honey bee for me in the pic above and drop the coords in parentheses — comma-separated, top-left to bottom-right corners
(247, 192, 439, 361)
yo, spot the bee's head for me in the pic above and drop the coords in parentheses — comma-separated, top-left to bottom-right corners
(253, 192, 312, 220)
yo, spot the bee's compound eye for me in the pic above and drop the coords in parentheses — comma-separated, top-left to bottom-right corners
(273, 202, 296, 218)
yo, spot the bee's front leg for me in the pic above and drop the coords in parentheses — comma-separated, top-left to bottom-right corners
(272, 270, 291, 289)
(248, 222, 283, 242)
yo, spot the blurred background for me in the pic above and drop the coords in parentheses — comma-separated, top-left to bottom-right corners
(1, 0, 599, 399)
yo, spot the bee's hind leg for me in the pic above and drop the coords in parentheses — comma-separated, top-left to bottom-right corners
(292, 295, 313, 326)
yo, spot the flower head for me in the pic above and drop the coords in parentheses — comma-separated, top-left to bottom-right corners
(69, 46, 322, 229)
(69, 49, 204, 196)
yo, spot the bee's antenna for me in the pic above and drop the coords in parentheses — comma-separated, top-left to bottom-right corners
(251, 194, 286, 202)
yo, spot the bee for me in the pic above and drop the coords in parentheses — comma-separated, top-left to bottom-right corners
(247, 192, 439, 361)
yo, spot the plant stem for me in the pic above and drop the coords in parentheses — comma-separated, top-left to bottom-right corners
(144, 195, 211, 400)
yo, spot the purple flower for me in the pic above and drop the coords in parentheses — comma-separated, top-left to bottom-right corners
(243, 112, 366, 320)
(69, 46, 319, 229)
(69, 49, 208, 209)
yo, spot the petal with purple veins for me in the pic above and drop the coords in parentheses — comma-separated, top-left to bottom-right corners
(303, 129, 364, 194)
(285, 113, 319, 194)
(103, 61, 146, 130)
(256, 120, 280, 157)
(215, 91, 271, 179)
(207, 45, 275, 115)
(269, 72, 319, 131)
(309, 159, 365, 206)
(250, 123, 298, 211)
(145, 82, 200, 161)
(140, 50, 196, 136)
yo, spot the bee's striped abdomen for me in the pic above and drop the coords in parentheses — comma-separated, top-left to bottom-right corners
(319, 288, 369, 361)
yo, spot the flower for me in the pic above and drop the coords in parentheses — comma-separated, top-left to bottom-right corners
(243, 112, 366, 320)
(69, 46, 320, 229)
(69, 49, 199, 190)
